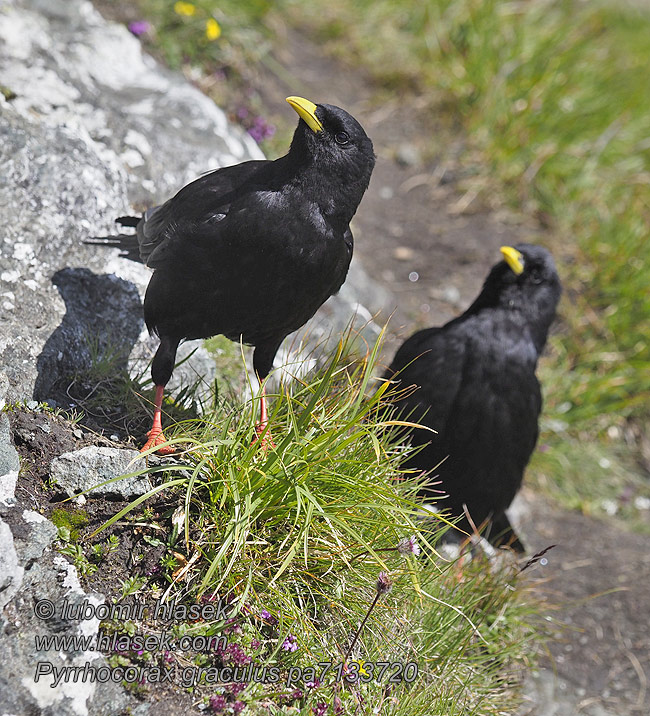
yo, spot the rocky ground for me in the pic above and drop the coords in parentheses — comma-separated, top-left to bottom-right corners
(1, 0, 648, 714)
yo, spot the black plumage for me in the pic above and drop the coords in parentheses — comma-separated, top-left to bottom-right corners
(95, 97, 375, 451)
(384, 244, 561, 551)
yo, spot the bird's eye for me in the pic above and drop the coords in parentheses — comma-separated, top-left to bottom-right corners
(530, 269, 543, 284)
(334, 132, 350, 145)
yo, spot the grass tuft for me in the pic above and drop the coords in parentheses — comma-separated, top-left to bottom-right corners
(86, 334, 547, 713)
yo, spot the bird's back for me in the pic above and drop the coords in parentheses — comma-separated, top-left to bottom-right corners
(386, 310, 542, 521)
(141, 156, 354, 346)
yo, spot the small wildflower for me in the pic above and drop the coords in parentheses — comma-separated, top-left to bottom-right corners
(376, 571, 393, 595)
(333, 695, 344, 714)
(247, 116, 275, 143)
(397, 535, 421, 557)
(128, 20, 150, 37)
(259, 608, 271, 620)
(282, 634, 298, 652)
(291, 689, 303, 699)
(206, 18, 221, 41)
(226, 642, 251, 666)
(227, 681, 247, 695)
(174, 1, 196, 16)
(163, 650, 174, 664)
(344, 571, 393, 665)
(209, 694, 227, 713)
(233, 702, 246, 714)
(312, 703, 328, 716)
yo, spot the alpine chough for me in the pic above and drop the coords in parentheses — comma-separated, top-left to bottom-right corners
(384, 244, 561, 551)
(96, 97, 375, 452)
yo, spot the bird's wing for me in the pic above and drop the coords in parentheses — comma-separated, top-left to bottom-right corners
(136, 160, 267, 267)
(386, 327, 466, 431)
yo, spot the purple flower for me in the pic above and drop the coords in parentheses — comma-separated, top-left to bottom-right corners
(226, 642, 251, 666)
(291, 689, 303, 699)
(333, 695, 344, 714)
(233, 702, 246, 714)
(260, 608, 271, 619)
(247, 116, 275, 143)
(209, 694, 226, 713)
(227, 681, 247, 695)
(128, 20, 151, 36)
(376, 571, 393, 596)
(305, 677, 321, 689)
(282, 634, 298, 652)
(163, 650, 174, 664)
(397, 535, 421, 557)
(312, 703, 328, 716)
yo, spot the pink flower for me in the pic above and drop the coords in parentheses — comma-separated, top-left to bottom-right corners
(128, 21, 150, 37)
(282, 634, 298, 652)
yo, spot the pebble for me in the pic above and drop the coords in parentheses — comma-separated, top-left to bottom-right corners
(395, 142, 421, 167)
(393, 246, 414, 261)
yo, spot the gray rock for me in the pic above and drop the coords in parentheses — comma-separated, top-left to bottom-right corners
(0, 509, 133, 716)
(395, 142, 422, 167)
(49, 446, 152, 498)
(0, 0, 385, 416)
(0, 372, 20, 505)
(0, 517, 24, 611)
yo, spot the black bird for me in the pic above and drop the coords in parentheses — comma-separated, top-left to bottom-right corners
(95, 97, 375, 452)
(384, 244, 561, 551)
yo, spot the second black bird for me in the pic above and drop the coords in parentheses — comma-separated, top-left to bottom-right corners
(97, 97, 375, 452)
(384, 244, 561, 551)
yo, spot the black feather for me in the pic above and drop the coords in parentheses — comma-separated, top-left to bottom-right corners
(385, 244, 562, 552)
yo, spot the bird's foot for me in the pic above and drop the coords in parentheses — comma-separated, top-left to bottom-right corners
(252, 422, 276, 452)
(141, 428, 176, 455)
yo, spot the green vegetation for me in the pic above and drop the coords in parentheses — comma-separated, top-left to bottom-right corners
(89, 340, 545, 714)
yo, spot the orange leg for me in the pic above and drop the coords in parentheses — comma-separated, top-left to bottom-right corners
(252, 385, 275, 451)
(141, 385, 175, 454)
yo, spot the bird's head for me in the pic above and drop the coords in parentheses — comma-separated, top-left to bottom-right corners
(286, 96, 375, 211)
(478, 243, 562, 348)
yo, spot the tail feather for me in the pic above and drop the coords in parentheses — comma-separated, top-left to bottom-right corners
(116, 215, 140, 228)
(84, 233, 143, 264)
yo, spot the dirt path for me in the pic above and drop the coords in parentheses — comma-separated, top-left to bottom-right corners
(257, 27, 650, 715)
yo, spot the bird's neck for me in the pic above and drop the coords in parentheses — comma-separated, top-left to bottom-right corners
(279, 152, 369, 226)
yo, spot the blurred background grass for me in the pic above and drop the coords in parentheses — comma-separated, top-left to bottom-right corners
(99, 0, 650, 527)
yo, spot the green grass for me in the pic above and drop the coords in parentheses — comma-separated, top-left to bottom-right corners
(87, 337, 546, 714)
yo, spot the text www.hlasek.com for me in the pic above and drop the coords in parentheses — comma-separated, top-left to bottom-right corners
(34, 630, 228, 655)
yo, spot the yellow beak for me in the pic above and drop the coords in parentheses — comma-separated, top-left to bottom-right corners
(286, 96, 323, 133)
(500, 246, 525, 275)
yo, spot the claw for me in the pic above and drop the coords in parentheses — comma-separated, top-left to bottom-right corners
(252, 422, 276, 452)
(141, 428, 176, 455)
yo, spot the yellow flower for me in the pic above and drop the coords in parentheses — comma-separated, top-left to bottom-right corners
(350, 659, 369, 677)
(205, 18, 221, 41)
(174, 2, 196, 17)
